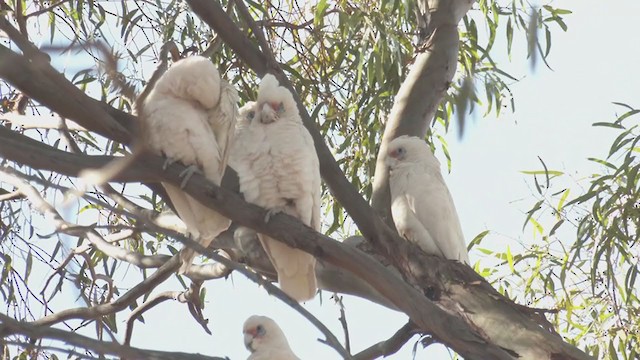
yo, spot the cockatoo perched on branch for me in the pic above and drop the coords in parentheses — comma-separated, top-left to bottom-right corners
(138, 55, 238, 274)
(385, 135, 470, 264)
(243, 315, 299, 360)
(230, 74, 321, 302)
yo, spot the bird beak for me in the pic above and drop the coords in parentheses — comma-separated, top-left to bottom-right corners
(244, 331, 255, 351)
(260, 102, 277, 124)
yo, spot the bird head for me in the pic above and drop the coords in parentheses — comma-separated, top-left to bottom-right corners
(238, 101, 259, 128)
(256, 74, 298, 124)
(242, 315, 289, 353)
(385, 135, 440, 169)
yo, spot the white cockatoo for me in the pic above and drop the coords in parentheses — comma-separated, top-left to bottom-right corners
(230, 74, 321, 302)
(139, 55, 238, 274)
(243, 315, 299, 360)
(385, 135, 470, 264)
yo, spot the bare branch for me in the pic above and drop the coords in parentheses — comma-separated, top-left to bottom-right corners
(24, 0, 72, 19)
(235, 0, 276, 65)
(123, 288, 205, 347)
(0, 189, 23, 201)
(334, 295, 351, 353)
(0, 16, 50, 62)
(0, 313, 228, 360)
(352, 322, 417, 360)
(0, 44, 132, 144)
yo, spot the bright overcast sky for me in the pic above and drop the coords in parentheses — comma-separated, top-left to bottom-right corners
(17, 0, 640, 359)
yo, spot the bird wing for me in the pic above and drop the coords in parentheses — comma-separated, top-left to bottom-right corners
(406, 167, 469, 263)
(300, 125, 322, 232)
(390, 187, 442, 256)
(207, 79, 239, 182)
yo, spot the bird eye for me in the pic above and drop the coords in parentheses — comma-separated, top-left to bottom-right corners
(398, 147, 406, 154)
(247, 111, 256, 120)
(256, 325, 266, 336)
(277, 102, 285, 113)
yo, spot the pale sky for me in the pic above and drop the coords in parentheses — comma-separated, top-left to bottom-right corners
(9, 0, 640, 359)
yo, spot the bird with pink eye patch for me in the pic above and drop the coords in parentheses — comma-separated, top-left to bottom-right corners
(230, 74, 321, 302)
(243, 315, 300, 360)
(385, 135, 470, 264)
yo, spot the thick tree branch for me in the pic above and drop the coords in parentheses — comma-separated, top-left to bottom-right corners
(0, 127, 516, 359)
(371, 1, 468, 224)
(0, 44, 131, 144)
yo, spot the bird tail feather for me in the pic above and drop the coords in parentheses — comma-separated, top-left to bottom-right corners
(258, 234, 317, 302)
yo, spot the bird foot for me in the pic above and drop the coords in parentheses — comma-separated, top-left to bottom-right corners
(264, 207, 286, 223)
(162, 156, 178, 171)
(179, 164, 201, 189)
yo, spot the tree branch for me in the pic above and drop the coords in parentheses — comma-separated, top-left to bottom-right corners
(0, 313, 228, 360)
(0, 45, 132, 144)
(0, 127, 517, 359)
(352, 322, 417, 360)
(371, 1, 468, 224)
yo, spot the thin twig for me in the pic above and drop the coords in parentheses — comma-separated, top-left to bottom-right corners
(352, 322, 418, 360)
(24, 0, 72, 19)
(0, 16, 50, 62)
(0, 313, 228, 360)
(123, 290, 187, 346)
(235, 0, 277, 65)
(334, 295, 351, 353)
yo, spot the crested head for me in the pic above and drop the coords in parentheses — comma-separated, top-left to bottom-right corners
(385, 135, 440, 169)
(256, 74, 299, 124)
(243, 315, 290, 353)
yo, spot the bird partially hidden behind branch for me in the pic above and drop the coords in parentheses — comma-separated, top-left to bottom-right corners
(137, 55, 238, 274)
(385, 135, 470, 264)
(243, 315, 300, 360)
(230, 74, 321, 302)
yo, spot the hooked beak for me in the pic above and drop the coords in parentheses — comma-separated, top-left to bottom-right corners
(244, 331, 255, 351)
(260, 102, 279, 124)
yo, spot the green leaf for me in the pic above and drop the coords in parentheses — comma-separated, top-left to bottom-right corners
(587, 157, 618, 170)
(506, 246, 515, 273)
(314, 0, 329, 27)
(522, 200, 544, 231)
(24, 251, 32, 283)
(520, 170, 564, 176)
(557, 188, 570, 213)
(468, 230, 490, 250)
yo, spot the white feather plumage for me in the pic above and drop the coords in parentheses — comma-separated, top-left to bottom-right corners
(386, 135, 470, 264)
(139, 56, 238, 273)
(230, 74, 320, 301)
(243, 315, 299, 360)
